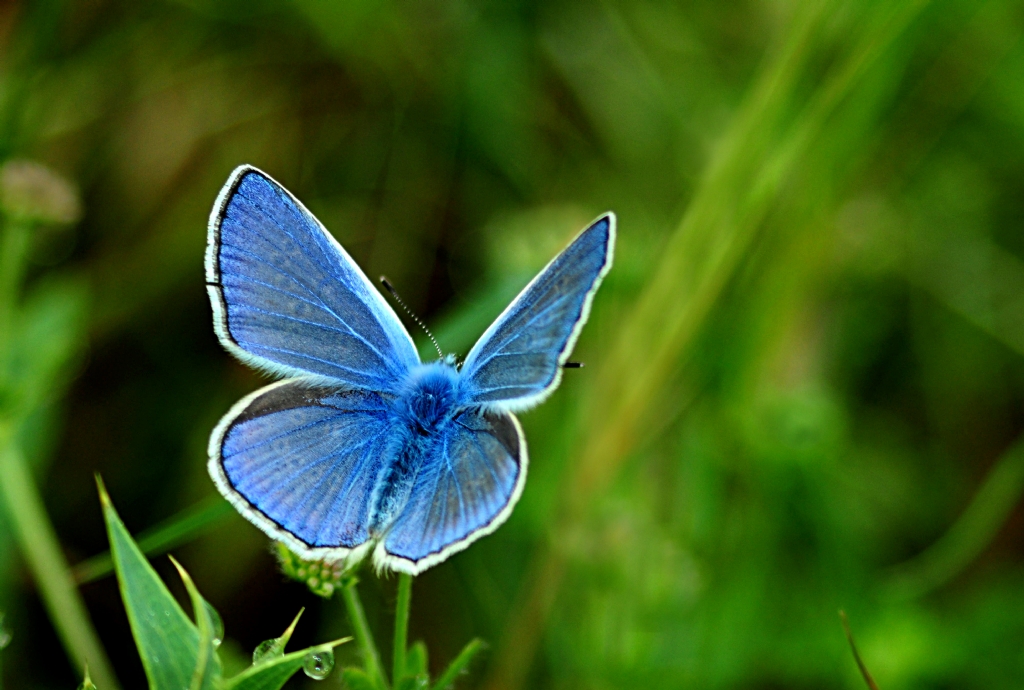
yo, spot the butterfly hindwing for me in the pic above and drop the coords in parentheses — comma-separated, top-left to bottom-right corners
(377, 409, 527, 573)
(207, 166, 420, 392)
(209, 378, 396, 557)
(459, 213, 615, 410)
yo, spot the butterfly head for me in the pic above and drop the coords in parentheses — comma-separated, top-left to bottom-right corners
(402, 361, 460, 432)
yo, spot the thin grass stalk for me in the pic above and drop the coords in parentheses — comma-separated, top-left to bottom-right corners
(0, 434, 119, 690)
(483, 3, 826, 686)
(392, 573, 412, 685)
(342, 580, 387, 689)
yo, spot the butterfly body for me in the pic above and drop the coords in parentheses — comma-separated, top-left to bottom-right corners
(206, 165, 614, 574)
(370, 362, 462, 533)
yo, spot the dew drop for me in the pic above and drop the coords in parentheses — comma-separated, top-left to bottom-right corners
(205, 602, 224, 647)
(252, 637, 285, 664)
(302, 648, 335, 680)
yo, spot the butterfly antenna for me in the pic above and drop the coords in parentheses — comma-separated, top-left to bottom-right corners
(380, 276, 444, 360)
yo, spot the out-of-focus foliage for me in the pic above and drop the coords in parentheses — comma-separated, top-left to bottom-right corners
(0, 0, 1023, 688)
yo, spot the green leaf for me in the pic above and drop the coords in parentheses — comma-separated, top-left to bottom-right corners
(251, 608, 304, 665)
(405, 641, 428, 679)
(396, 673, 429, 690)
(77, 664, 98, 690)
(169, 556, 221, 690)
(99, 477, 201, 690)
(432, 639, 485, 690)
(221, 640, 349, 690)
(339, 667, 378, 690)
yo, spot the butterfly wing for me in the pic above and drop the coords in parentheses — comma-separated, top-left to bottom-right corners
(206, 165, 419, 392)
(209, 378, 396, 559)
(375, 409, 527, 574)
(459, 213, 615, 411)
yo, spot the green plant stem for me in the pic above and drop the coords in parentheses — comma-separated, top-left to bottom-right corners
(392, 573, 412, 684)
(0, 426, 119, 690)
(342, 579, 387, 689)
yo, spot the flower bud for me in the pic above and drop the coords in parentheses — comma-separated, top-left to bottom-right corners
(274, 542, 357, 598)
(0, 160, 81, 225)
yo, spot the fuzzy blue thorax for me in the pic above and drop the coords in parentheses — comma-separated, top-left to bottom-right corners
(398, 361, 461, 431)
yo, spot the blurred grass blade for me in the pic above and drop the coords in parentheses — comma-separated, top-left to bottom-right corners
(221, 639, 349, 690)
(0, 432, 118, 690)
(487, 0, 939, 686)
(75, 495, 233, 583)
(169, 556, 222, 690)
(839, 611, 880, 690)
(884, 434, 1024, 600)
(98, 476, 200, 690)
(432, 639, 485, 690)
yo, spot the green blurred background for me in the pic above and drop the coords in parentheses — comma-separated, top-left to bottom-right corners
(2, 0, 1024, 687)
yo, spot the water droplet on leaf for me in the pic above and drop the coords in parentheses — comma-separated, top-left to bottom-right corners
(302, 648, 335, 680)
(253, 637, 285, 664)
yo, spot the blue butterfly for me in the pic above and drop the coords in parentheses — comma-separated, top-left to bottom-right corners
(206, 165, 615, 574)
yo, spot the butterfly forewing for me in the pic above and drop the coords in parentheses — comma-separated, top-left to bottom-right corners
(207, 166, 419, 392)
(459, 213, 615, 411)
